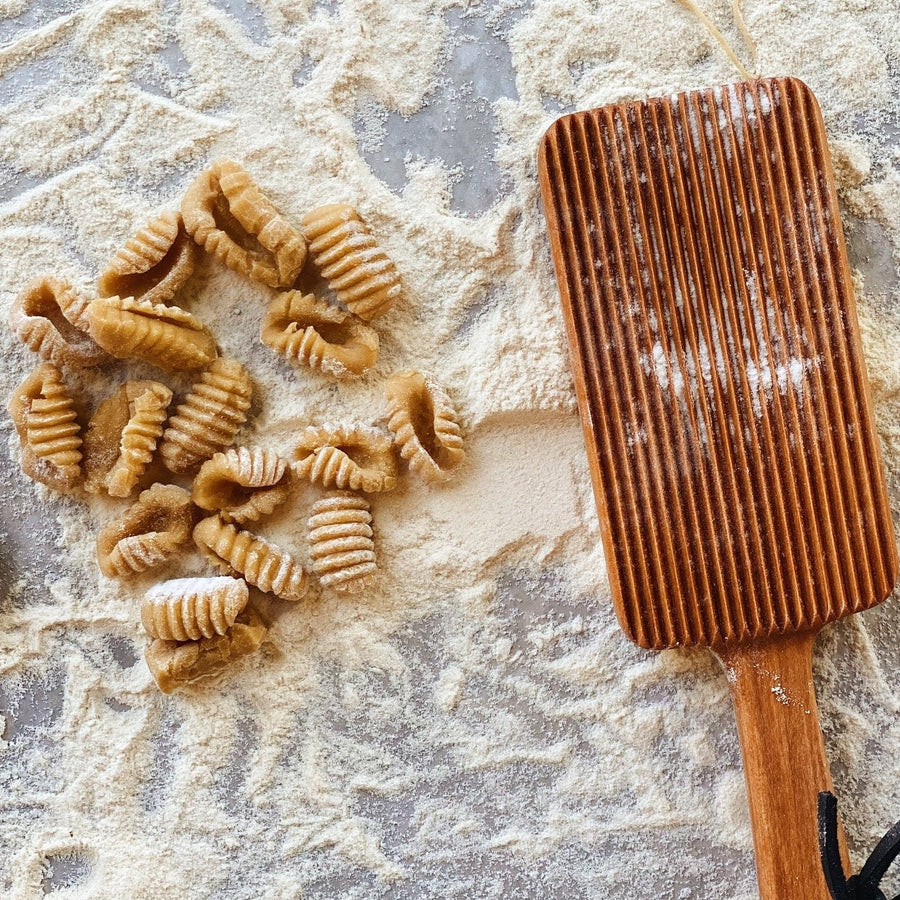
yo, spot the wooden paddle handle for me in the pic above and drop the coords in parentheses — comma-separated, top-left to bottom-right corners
(718, 632, 848, 900)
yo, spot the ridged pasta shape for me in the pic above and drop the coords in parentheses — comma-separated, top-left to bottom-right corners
(301, 203, 401, 320)
(159, 358, 252, 474)
(182, 159, 307, 288)
(293, 423, 397, 493)
(8, 276, 109, 368)
(105, 531, 183, 578)
(7, 363, 82, 491)
(192, 447, 292, 524)
(96, 483, 197, 578)
(107, 382, 172, 496)
(19, 368, 82, 466)
(385, 371, 464, 482)
(308, 491, 377, 593)
(83, 380, 172, 497)
(86, 295, 218, 372)
(141, 576, 249, 641)
(145, 605, 267, 694)
(193, 515, 309, 601)
(98, 209, 199, 305)
(260, 291, 378, 378)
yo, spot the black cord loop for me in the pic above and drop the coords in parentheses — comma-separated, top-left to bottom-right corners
(819, 791, 900, 900)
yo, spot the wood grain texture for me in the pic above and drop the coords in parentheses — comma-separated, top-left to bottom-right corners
(719, 634, 841, 900)
(538, 77, 897, 652)
(538, 77, 898, 900)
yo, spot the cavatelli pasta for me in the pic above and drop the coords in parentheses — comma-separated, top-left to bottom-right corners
(96, 483, 197, 578)
(104, 531, 184, 578)
(159, 358, 252, 474)
(20, 369, 82, 467)
(301, 203, 400, 320)
(98, 209, 199, 305)
(308, 491, 376, 593)
(83, 380, 172, 497)
(293, 423, 397, 493)
(193, 515, 308, 601)
(384, 371, 464, 482)
(260, 291, 378, 378)
(8, 276, 108, 368)
(181, 159, 307, 288)
(145, 605, 268, 694)
(107, 382, 172, 496)
(86, 295, 218, 372)
(141, 576, 249, 641)
(7, 363, 82, 491)
(192, 447, 291, 524)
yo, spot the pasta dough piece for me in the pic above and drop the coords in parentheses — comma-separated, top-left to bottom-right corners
(159, 358, 253, 474)
(385, 371, 464, 482)
(83, 380, 172, 497)
(104, 532, 183, 577)
(86, 295, 218, 372)
(96, 483, 197, 578)
(260, 291, 378, 378)
(193, 515, 308, 601)
(308, 491, 376, 593)
(192, 447, 291, 524)
(8, 276, 108, 368)
(141, 576, 249, 641)
(181, 159, 306, 288)
(301, 203, 400, 320)
(98, 209, 199, 305)
(7, 363, 82, 491)
(145, 606, 268, 694)
(293, 423, 397, 493)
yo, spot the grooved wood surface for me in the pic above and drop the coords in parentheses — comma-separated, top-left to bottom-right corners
(538, 77, 897, 651)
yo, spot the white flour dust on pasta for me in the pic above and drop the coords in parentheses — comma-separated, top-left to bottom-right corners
(0, 1, 899, 897)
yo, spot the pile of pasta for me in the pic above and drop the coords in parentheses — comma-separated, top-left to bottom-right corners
(6, 160, 465, 694)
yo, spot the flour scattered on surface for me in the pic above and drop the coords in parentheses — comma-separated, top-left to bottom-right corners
(0, 0, 899, 898)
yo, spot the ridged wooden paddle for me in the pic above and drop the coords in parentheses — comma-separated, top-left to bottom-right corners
(538, 76, 898, 899)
